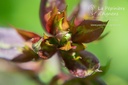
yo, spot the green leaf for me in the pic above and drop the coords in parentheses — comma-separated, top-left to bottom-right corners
(97, 31, 110, 41)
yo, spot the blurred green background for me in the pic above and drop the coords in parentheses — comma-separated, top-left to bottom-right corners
(0, 0, 128, 85)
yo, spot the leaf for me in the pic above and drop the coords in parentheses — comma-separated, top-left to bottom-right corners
(95, 59, 111, 76)
(47, 37, 59, 45)
(31, 37, 41, 44)
(14, 28, 41, 41)
(72, 20, 108, 43)
(37, 45, 57, 60)
(39, 38, 57, 59)
(63, 61, 110, 85)
(32, 37, 58, 60)
(46, 7, 58, 34)
(40, 0, 66, 32)
(12, 46, 39, 62)
(45, 7, 69, 35)
(97, 31, 110, 41)
(62, 7, 69, 31)
(60, 41, 72, 51)
(72, 43, 86, 52)
(40, 0, 48, 29)
(59, 50, 100, 78)
(32, 38, 43, 53)
(79, 50, 100, 70)
(55, 0, 66, 11)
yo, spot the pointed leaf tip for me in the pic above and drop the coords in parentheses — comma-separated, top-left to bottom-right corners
(14, 28, 41, 41)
